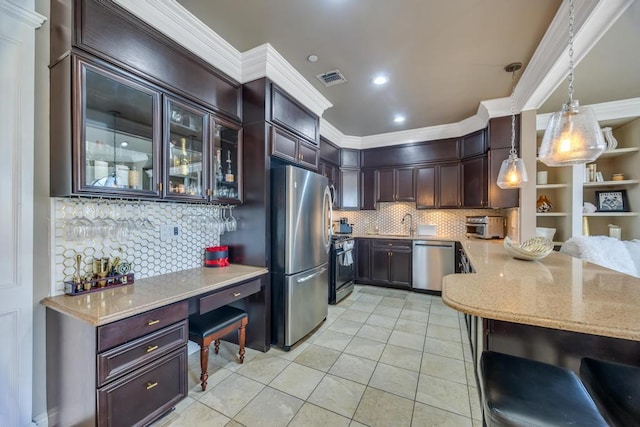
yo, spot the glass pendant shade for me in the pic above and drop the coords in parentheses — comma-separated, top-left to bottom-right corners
(539, 100, 606, 166)
(497, 152, 528, 189)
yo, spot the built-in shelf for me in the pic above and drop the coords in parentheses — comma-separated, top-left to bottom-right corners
(583, 179, 640, 187)
(583, 212, 638, 217)
(536, 183, 569, 189)
(598, 147, 640, 158)
(536, 212, 569, 217)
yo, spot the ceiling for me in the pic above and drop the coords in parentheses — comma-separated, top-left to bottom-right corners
(176, 0, 562, 137)
(177, 0, 640, 137)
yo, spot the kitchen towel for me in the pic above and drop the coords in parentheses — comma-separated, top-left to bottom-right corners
(342, 240, 355, 266)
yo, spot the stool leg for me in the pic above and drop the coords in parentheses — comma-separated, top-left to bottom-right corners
(238, 321, 246, 364)
(199, 343, 209, 391)
(214, 339, 220, 355)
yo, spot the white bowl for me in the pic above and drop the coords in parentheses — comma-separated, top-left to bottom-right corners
(504, 236, 554, 261)
(535, 227, 556, 241)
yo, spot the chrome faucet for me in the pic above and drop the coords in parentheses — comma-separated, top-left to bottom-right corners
(401, 213, 415, 237)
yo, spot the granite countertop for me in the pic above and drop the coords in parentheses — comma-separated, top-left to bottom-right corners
(442, 240, 640, 341)
(352, 233, 465, 241)
(41, 264, 269, 326)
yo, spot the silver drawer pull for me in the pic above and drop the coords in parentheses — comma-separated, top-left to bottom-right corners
(146, 345, 158, 353)
(147, 319, 160, 326)
(146, 382, 158, 390)
(233, 292, 241, 297)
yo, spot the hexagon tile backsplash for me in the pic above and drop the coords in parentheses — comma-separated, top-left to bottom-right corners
(53, 198, 223, 295)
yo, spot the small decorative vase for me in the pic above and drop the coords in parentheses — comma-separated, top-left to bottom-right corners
(536, 195, 553, 213)
(601, 127, 618, 151)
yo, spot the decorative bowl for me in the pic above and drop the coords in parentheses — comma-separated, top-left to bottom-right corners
(504, 236, 554, 261)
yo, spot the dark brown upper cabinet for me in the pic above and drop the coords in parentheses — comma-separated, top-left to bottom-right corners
(461, 129, 487, 159)
(415, 163, 461, 209)
(51, 55, 163, 198)
(270, 125, 319, 170)
(361, 138, 459, 168)
(271, 86, 319, 145)
(488, 116, 520, 207)
(360, 169, 377, 210)
(320, 137, 340, 164)
(340, 169, 361, 210)
(376, 168, 415, 202)
(319, 161, 340, 209)
(341, 149, 360, 168)
(462, 156, 488, 208)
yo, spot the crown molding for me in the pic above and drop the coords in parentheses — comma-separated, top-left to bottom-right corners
(536, 97, 640, 130)
(0, 0, 46, 28)
(519, 0, 633, 111)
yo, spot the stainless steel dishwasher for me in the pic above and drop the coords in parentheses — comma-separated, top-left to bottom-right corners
(412, 240, 455, 291)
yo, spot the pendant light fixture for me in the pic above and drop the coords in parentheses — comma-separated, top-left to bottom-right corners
(497, 62, 528, 189)
(538, 0, 605, 166)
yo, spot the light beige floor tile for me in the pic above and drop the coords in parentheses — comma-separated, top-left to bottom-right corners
(307, 374, 366, 418)
(294, 344, 341, 372)
(339, 309, 371, 323)
(399, 309, 429, 322)
(379, 344, 423, 372)
(234, 387, 303, 427)
(463, 344, 473, 362)
(429, 313, 461, 328)
(328, 306, 347, 317)
(369, 362, 419, 399)
(468, 386, 482, 421)
(353, 387, 413, 427)
(427, 324, 462, 343)
(357, 294, 384, 305)
(473, 419, 483, 427)
(388, 330, 426, 351)
(266, 341, 310, 361)
(313, 330, 354, 351)
(162, 401, 230, 427)
(465, 362, 477, 387)
(416, 374, 471, 417)
(269, 362, 325, 400)
(328, 318, 364, 335)
(224, 421, 244, 427)
(188, 365, 234, 399)
(366, 313, 397, 329)
(209, 341, 260, 371)
(423, 337, 464, 360)
(394, 318, 428, 336)
(350, 421, 368, 427)
(199, 373, 264, 418)
(355, 324, 392, 343)
(405, 293, 435, 303)
(403, 301, 430, 313)
(412, 402, 473, 427)
(288, 402, 351, 427)
(430, 303, 460, 317)
(420, 353, 468, 384)
(378, 296, 406, 308)
(349, 301, 379, 313)
(329, 353, 377, 385)
(337, 298, 354, 307)
(236, 354, 291, 384)
(373, 305, 402, 318)
(343, 336, 386, 361)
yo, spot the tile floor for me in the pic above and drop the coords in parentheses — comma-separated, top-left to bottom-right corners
(154, 285, 482, 427)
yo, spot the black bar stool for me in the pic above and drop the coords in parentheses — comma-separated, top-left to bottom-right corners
(480, 351, 607, 426)
(188, 305, 248, 391)
(580, 357, 640, 426)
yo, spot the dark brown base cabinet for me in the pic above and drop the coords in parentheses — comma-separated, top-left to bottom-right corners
(356, 239, 412, 288)
(46, 302, 189, 426)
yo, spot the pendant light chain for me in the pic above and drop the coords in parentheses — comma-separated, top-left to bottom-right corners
(567, 0, 575, 103)
(510, 69, 517, 156)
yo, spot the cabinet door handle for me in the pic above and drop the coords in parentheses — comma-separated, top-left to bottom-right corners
(146, 345, 158, 353)
(147, 319, 160, 326)
(301, 154, 304, 161)
(158, 182, 163, 191)
(146, 382, 158, 390)
(233, 292, 241, 297)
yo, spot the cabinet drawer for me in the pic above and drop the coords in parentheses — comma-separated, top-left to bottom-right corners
(97, 347, 187, 427)
(98, 301, 188, 352)
(97, 320, 188, 387)
(370, 239, 412, 250)
(199, 279, 261, 314)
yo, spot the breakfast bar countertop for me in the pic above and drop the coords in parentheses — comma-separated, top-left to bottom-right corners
(41, 264, 269, 326)
(442, 240, 640, 341)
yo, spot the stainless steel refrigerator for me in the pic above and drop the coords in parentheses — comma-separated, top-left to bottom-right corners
(271, 165, 333, 350)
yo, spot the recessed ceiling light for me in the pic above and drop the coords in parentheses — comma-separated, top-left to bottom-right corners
(307, 54, 319, 62)
(372, 75, 389, 85)
(394, 115, 406, 123)
(120, 141, 128, 147)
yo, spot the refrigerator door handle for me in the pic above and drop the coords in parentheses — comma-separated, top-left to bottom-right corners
(323, 185, 333, 253)
(297, 267, 328, 283)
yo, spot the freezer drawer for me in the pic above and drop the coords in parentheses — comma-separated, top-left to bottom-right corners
(412, 241, 455, 291)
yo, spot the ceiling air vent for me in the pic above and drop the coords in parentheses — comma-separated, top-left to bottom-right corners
(316, 70, 347, 87)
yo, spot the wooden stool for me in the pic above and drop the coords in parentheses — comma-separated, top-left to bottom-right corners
(480, 351, 607, 427)
(188, 305, 248, 391)
(580, 357, 640, 426)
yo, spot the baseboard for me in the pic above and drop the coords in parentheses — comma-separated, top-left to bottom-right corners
(32, 411, 48, 427)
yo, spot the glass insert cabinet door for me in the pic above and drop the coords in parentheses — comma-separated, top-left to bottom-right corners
(80, 59, 161, 196)
(212, 118, 242, 202)
(165, 97, 208, 200)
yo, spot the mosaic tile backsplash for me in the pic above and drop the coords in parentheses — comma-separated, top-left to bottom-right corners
(53, 198, 225, 295)
(335, 202, 502, 236)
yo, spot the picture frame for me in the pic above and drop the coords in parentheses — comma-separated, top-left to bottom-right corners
(595, 190, 629, 212)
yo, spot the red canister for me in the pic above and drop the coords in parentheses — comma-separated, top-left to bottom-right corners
(204, 246, 230, 267)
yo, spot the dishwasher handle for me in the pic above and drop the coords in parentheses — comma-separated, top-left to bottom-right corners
(413, 241, 454, 249)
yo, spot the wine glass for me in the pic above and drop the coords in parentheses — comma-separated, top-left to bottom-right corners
(93, 199, 117, 238)
(65, 199, 93, 241)
(226, 205, 237, 232)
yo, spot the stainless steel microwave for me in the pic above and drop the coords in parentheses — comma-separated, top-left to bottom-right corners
(465, 216, 504, 239)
